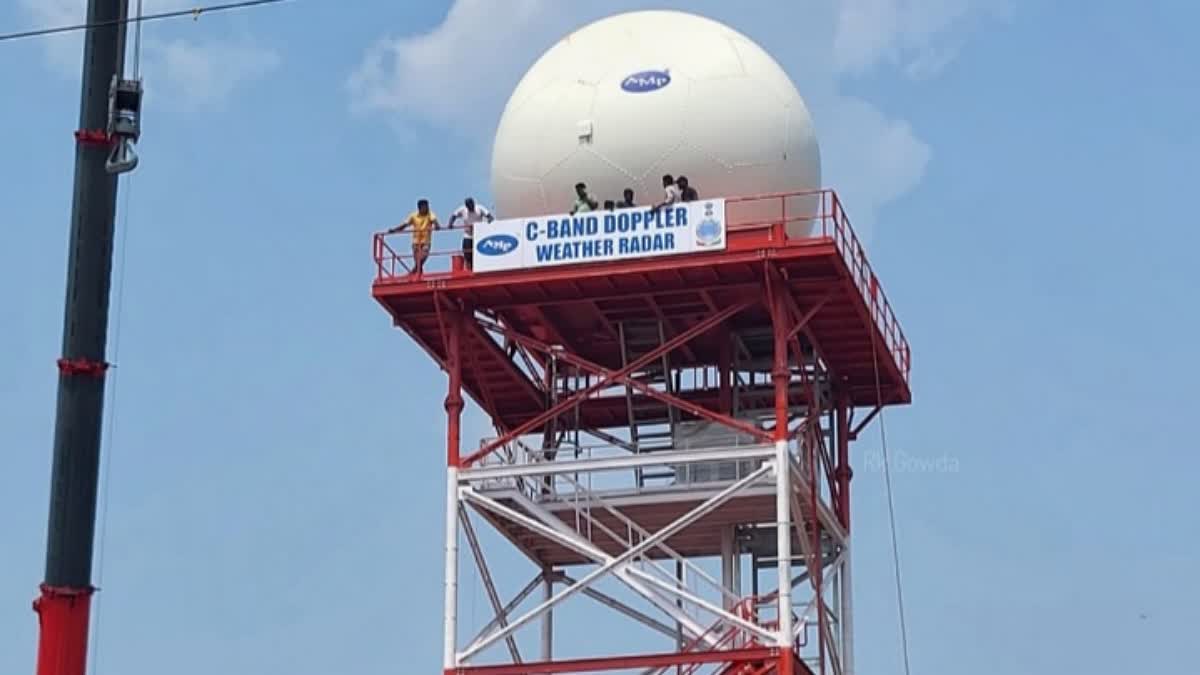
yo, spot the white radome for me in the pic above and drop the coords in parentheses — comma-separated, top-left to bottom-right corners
(490, 10, 822, 237)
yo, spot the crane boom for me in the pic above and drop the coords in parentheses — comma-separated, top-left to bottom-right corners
(34, 1, 129, 673)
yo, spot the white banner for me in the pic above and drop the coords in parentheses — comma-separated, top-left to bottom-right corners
(472, 199, 727, 273)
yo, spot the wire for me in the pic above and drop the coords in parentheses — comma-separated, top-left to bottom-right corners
(869, 316, 913, 675)
(0, 0, 292, 43)
(89, 172, 135, 675)
(133, 0, 144, 79)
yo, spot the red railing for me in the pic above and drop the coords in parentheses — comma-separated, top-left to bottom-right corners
(725, 189, 911, 383)
(643, 596, 764, 675)
(371, 226, 465, 279)
(371, 189, 910, 382)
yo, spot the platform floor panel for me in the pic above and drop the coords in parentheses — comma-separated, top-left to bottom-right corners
(374, 236, 910, 434)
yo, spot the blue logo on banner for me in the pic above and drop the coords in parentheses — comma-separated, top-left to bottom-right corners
(621, 70, 671, 93)
(478, 234, 519, 256)
(695, 202, 722, 247)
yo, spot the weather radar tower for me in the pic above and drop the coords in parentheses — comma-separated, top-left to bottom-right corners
(372, 11, 911, 675)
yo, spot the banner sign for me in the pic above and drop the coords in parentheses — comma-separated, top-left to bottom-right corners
(473, 199, 727, 273)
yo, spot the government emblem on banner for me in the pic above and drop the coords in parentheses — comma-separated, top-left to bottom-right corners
(695, 202, 723, 248)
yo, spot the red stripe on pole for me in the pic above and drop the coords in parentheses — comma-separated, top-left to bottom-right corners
(33, 585, 94, 675)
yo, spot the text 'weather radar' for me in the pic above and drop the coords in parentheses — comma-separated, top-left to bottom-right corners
(490, 10, 822, 237)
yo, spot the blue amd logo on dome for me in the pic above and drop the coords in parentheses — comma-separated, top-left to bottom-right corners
(695, 202, 723, 248)
(621, 69, 671, 93)
(478, 234, 519, 256)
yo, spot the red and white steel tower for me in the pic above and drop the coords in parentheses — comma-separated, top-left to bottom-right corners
(371, 189, 911, 675)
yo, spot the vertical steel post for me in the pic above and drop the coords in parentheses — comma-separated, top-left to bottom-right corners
(841, 547, 855, 675)
(835, 394, 852, 529)
(718, 326, 732, 415)
(35, 2, 128, 675)
(541, 567, 553, 663)
(443, 310, 464, 672)
(771, 291, 794, 648)
(721, 527, 736, 610)
(836, 392, 854, 675)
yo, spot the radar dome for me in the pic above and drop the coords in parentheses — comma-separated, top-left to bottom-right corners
(490, 10, 822, 237)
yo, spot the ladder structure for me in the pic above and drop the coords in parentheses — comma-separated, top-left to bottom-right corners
(618, 319, 677, 486)
(372, 189, 911, 675)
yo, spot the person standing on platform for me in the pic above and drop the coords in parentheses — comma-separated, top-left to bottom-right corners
(448, 197, 494, 270)
(387, 198, 440, 277)
(653, 174, 681, 212)
(618, 188, 636, 208)
(570, 182, 599, 214)
(677, 176, 699, 202)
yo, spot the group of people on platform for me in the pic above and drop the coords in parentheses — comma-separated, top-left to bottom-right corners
(569, 174, 700, 215)
(385, 174, 701, 276)
(385, 196, 494, 276)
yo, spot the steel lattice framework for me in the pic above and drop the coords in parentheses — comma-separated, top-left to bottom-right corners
(372, 190, 911, 675)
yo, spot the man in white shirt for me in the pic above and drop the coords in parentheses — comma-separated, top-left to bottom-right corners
(448, 197, 494, 270)
(653, 174, 681, 212)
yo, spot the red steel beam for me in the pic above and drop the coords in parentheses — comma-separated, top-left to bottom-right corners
(445, 309, 464, 467)
(848, 405, 881, 440)
(462, 300, 753, 466)
(548, 347, 774, 445)
(474, 313, 775, 443)
(483, 282, 762, 311)
(770, 266, 839, 383)
(787, 290, 834, 341)
(450, 647, 779, 675)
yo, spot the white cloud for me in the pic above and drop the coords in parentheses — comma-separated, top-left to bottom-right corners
(146, 38, 280, 109)
(347, 0, 565, 135)
(19, 0, 279, 110)
(344, 0, 998, 230)
(833, 0, 1008, 77)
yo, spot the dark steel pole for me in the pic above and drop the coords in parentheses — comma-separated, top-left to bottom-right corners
(34, 2, 128, 674)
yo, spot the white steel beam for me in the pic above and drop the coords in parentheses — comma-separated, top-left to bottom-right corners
(515, 482, 778, 646)
(443, 469, 460, 670)
(840, 546, 855, 675)
(459, 507, 521, 664)
(540, 568, 553, 662)
(552, 472, 742, 607)
(775, 441, 795, 647)
(459, 444, 775, 482)
(467, 492, 714, 647)
(623, 566, 777, 645)
(470, 575, 542, 646)
(459, 465, 771, 661)
(555, 572, 680, 639)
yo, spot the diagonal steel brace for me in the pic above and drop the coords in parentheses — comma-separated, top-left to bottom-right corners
(463, 299, 754, 466)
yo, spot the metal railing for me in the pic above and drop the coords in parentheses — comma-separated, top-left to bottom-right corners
(371, 189, 910, 382)
(725, 189, 911, 383)
(371, 226, 465, 279)
(641, 596, 761, 675)
(472, 437, 774, 501)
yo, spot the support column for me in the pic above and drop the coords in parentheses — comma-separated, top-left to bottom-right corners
(721, 527, 737, 610)
(675, 560, 684, 651)
(778, 646, 796, 675)
(771, 291, 794, 649)
(718, 325, 732, 415)
(443, 310, 464, 672)
(835, 394, 852, 529)
(841, 546, 855, 675)
(834, 395, 853, 675)
(541, 568, 554, 662)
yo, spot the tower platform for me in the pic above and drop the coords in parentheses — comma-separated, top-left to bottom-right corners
(372, 190, 910, 434)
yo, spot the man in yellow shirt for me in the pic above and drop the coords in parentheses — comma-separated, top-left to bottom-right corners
(387, 198, 441, 276)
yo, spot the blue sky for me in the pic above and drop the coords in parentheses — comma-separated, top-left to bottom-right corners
(2, 1, 1198, 673)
